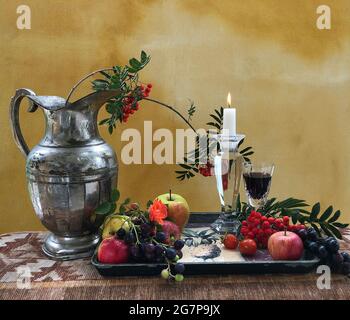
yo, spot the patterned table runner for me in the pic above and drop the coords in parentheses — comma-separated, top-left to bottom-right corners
(0, 231, 350, 300)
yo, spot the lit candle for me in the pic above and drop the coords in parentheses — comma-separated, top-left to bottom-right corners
(222, 92, 236, 137)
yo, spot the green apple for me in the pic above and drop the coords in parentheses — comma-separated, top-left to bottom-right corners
(156, 192, 190, 231)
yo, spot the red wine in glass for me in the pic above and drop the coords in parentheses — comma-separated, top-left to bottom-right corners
(243, 163, 274, 209)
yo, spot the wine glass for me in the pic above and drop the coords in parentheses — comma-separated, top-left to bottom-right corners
(243, 162, 275, 210)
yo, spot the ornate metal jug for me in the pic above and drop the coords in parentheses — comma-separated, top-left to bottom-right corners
(9, 88, 119, 260)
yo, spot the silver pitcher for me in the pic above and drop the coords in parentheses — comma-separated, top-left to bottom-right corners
(9, 88, 119, 260)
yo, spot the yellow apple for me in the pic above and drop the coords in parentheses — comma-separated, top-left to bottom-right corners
(102, 215, 130, 239)
(156, 192, 190, 231)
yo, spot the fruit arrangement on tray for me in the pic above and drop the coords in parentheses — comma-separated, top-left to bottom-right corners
(93, 189, 350, 281)
(96, 190, 190, 282)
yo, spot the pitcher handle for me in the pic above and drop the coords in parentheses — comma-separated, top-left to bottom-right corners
(9, 88, 38, 157)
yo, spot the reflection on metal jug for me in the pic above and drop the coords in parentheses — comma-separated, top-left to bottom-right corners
(10, 88, 119, 260)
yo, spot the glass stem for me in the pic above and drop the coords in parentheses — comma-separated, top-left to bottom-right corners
(230, 152, 244, 212)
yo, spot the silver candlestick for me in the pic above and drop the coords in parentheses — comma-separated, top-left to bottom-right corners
(211, 134, 245, 234)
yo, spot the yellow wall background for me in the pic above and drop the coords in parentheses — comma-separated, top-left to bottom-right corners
(0, 0, 350, 233)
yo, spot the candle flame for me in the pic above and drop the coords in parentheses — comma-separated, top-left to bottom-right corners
(227, 92, 231, 107)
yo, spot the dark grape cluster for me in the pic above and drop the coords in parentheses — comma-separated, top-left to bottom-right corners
(115, 222, 185, 281)
(295, 227, 350, 275)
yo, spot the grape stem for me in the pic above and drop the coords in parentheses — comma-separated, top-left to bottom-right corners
(126, 218, 140, 245)
(151, 237, 171, 248)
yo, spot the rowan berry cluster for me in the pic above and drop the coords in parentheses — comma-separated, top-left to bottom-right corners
(241, 211, 306, 248)
(122, 83, 152, 123)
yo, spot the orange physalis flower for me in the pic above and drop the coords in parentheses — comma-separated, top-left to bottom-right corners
(149, 199, 168, 225)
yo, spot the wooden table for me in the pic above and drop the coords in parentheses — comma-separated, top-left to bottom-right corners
(1, 231, 350, 300)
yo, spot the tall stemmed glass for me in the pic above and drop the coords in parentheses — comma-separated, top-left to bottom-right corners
(210, 134, 245, 235)
(243, 162, 275, 211)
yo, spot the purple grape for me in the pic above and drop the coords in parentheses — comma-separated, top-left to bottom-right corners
(176, 250, 183, 259)
(145, 251, 155, 262)
(307, 228, 317, 241)
(174, 240, 185, 250)
(129, 244, 141, 260)
(116, 228, 126, 239)
(155, 256, 165, 263)
(327, 240, 340, 253)
(297, 229, 307, 240)
(165, 248, 177, 260)
(133, 218, 142, 225)
(144, 243, 155, 254)
(124, 232, 136, 244)
(318, 245, 328, 259)
(141, 223, 151, 233)
(341, 252, 350, 263)
(174, 263, 185, 274)
(156, 232, 166, 243)
(155, 244, 165, 257)
(308, 242, 318, 254)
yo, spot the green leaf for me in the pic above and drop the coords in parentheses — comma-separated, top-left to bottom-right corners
(320, 205, 333, 222)
(122, 198, 131, 206)
(179, 163, 196, 170)
(111, 189, 120, 202)
(206, 122, 221, 130)
(236, 194, 241, 212)
(146, 200, 153, 208)
(239, 146, 252, 154)
(95, 202, 112, 215)
(112, 66, 121, 74)
(291, 210, 299, 224)
(333, 222, 349, 229)
(238, 138, 245, 148)
(119, 205, 126, 214)
(214, 109, 222, 119)
(141, 51, 148, 63)
(320, 224, 333, 237)
(326, 223, 342, 239)
(99, 70, 112, 79)
(126, 66, 137, 74)
(99, 118, 109, 125)
(209, 113, 221, 124)
(187, 171, 195, 177)
(263, 198, 276, 211)
(328, 210, 341, 223)
(187, 101, 196, 120)
(108, 203, 117, 215)
(108, 125, 114, 134)
(310, 202, 321, 220)
(129, 58, 141, 70)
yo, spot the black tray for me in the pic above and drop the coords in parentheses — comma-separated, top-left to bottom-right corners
(92, 213, 320, 276)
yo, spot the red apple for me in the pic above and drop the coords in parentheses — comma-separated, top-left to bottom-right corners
(161, 220, 181, 243)
(97, 237, 129, 264)
(268, 231, 304, 260)
(156, 192, 190, 231)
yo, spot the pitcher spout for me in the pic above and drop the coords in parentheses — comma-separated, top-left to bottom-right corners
(26, 95, 67, 111)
